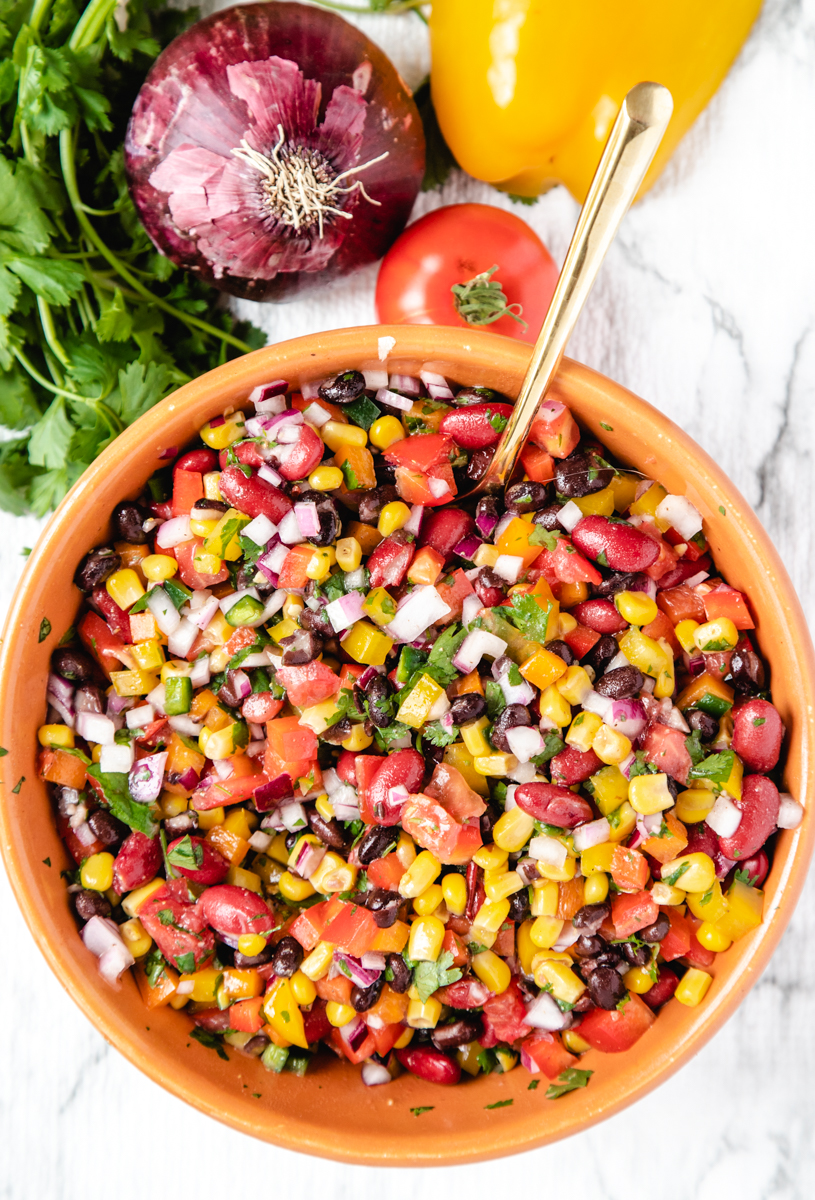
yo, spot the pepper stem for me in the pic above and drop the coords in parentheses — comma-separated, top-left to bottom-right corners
(451, 265, 528, 331)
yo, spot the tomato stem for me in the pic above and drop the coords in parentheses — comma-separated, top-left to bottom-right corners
(451, 266, 528, 331)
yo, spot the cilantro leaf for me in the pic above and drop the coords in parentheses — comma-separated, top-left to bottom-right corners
(421, 720, 459, 747)
(423, 625, 467, 688)
(688, 749, 735, 786)
(485, 1099, 513, 1109)
(628, 750, 658, 779)
(144, 946, 168, 988)
(167, 834, 204, 871)
(411, 950, 462, 1003)
(508, 592, 555, 643)
(87, 764, 157, 837)
(545, 1068, 594, 1100)
(190, 1028, 229, 1060)
(528, 526, 562, 551)
(685, 730, 706, 766)
(531, 732, 565, 766)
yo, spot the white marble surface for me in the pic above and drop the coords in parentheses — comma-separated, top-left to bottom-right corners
(3, 0, 815, 1194)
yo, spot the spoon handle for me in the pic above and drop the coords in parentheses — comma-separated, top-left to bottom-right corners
(475, 81, 674, 496)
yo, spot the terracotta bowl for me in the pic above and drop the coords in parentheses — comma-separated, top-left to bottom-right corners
(1, 326, 812, 1164)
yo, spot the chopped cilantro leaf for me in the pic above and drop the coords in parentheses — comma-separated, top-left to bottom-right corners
(485, 1099, 513, 1109)
(190, 1028, 229, 1060)
(545, 1068, 593, 1100)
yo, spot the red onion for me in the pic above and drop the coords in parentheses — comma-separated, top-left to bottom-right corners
(389, 374, 422, 396)
(358, 665, 385, 689)
(505, 726, 544, 763)
(293, 500, 320, 538)
(606, 697, 647, 739)
(475, 507, 499, 538)
(452, 629, 507, 674)
(125, 3, 425, 300)
(325, 590, 366, 633)
(333, 951, 381, 988)
(385, 585, 451, 644)
(301, 401, 331, 427)
(129, 751, 168, 803)
(573, 817, 612, 852)
(452, 533, 482, 561)
(404, 505, 424, 536)
(339, 1014, 368, 1052)
(292, 837, 327, 879)
(250, 380, 288, 404)
(254, 774, 293, 812)
(778, 794, 804, 830)
(178, 766, 201, 791)
(81, 916, 135, 989)
(258, 464, 284, 487)
(76, 710, 115, 745)
(47, 673, 76, 728)
(375, 387, 413, 412)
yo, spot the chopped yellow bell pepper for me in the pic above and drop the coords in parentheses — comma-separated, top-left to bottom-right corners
(263, 977, 308, 1049)
(341, 620, 394, 666)
(396, 673, 445, 728)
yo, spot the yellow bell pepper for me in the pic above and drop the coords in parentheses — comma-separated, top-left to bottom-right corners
(429, 0, 761, 202)
(263, 977, 308, 1049)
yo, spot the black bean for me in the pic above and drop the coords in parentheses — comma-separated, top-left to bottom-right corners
(358, 486, 399, 525)
(467, 446, 495, 482)
(374, 905, 399, 928)
(365, 675, 394, 729)
(593, 571, 651, 598)
(235, 563, 274, 594)
(587, 967, 627, 1010)
(234, 945, 275, 968)
(112, 501, 151, 544)
(87, 809, 128, 849)
(620, 941, 652, 967)
(572, 994, 594, 1014)
(218, 669, 251, 709)
(74, 547, 121, 592)
(271, 936, 303, 978)
(533, 503, 563, 532)
(307, 808, 346, 849)
(730, 647, 766, 694)
(375, 458, 397, 487)
(505, 481, 550, 513)
(573, 934, 607, 958)
(51, 647, 96, 683)
(595, 666, 644, 699)
(687, 709, 719, 741)
(639, 913, 671, 943)
(73, 889, 111, 922)
(299, 606, 333, 636)
(586, 635, 620, 675)
(424, 744, 445, 777)
(554, 451, 613, 499)
(473, 567, 505, 608)
(319, 370, 366, 404)
(284, 832, 299, 852)
(572, 903, 611, 933)
(546, 639, 576, 667)
(351, 977, 384, 1013)
(432, 1014, 484, 1050)
(357, 825, 398, 866)
(449, 694, 486, 725)
(455, 387, 504, 406)
(296, 490, 341, 547)
(320, 717, 353, 745)
(243, 1035, 270, 1057)
(490, 703, 531, 752)
(581, 950, 623, 975)
(192, 498, 230, 517)
(387, 953, 411, 993)
(480, 805, 500, 843)
(280, 629, 322, 666)
(164, 811, 199, 837)
(507, 888, 530, 922)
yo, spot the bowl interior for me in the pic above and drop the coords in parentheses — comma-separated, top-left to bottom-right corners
(1, 326, 812, 1164)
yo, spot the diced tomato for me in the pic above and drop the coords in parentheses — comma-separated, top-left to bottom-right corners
(266, 716, 318, 764)
(642, 722, 692, 786)
(91, 587, 132, 643)
(492, 921, 515, 958)
(519, 443, 555, 483)
(685, 917, 717, 969)
(448, 820, 483, 864)
(529, 399, 580, 459)
(302, 999, 332, 1044)
(367, 532, 416, 588)
(338, 750, 361, 785)
(641, 609, 681, 656)
(480, 979, 531, 1048)
(57, 816, 106, 863)
(563, 622, 601, 659)
(173, 538, 229, 589)
(79, 611, 131, 677)
(578, 992, 656, 1052)
(140, 886, 215, 971)
(521, 1031, 577, 1078)
(278, 545, 315, 590)
(385, 433, 454, 475)
(703, 583, 755, 630)
(424, 761, 487, 821)
(434, 567, 475, 621)
(171, 468, 204, 516)
(611, 889, 659, 938)
(657, 585, 706, 625)
(192, 763, 265, 811)
(442, 928, 470, 968)
(529, 538, 603, 586)
(394, 466, 450, 507)
(437, 979, 492, 1009)
(658, 907, 693, 961)
(274, 660, 341, 708)
(338, 663, 365, 689)
(643, 537, 678, 582)
(401, 795, 481, 864)
(330, 1026, 377, 1066)
(367, 852, 406, 891)
(371, 1022, 405, 1058)
(289, 900, 331, 951)
(241, 692, 284, 723)
(321, 896, 378, 957)
(229, 995, 264, 1033)
(610, 846, 649, 893)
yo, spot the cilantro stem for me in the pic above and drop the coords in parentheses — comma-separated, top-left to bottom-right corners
(13, 347, 102, 404)
(59, 127, 254, 354)
(37, 298, 71, 369)
(312, 0, 428, 20)
(29, 0, 54, 31)
(68, 0, 117, 51)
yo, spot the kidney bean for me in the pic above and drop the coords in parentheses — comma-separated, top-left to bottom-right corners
(176, 448, 219, 475)
(642, 966, 680, 1009)
(73, 889, 111, 922)
(320, 370, 366, 403)
(732, 697, 784, 773)
(243, 1035, 270, 1058)
(357, 824, 398, 865)
(113, 831, 162, 893)
(490, 703, 531, 752)
(351, 977, 385, 1013)
(515, 781, 593, 827)
(87, 809, 128, 849)
(508, 889, 530, 921)
(474, 567, 506, 608)
(277, 425, 325, 483)
(449, 694, 486, 725)
(572, 516, 660, 572)
(368, 530, 416, 588)
(573, 934, 607, 958)
(396, 1045, 462, 1086)
(112, 500, 150, 544)
(197, 885, 275, 939)
(594, 666, 644, 699)
(441, 402, 513, 450)
(280, 629, 322, 666)
(166, 835, 229, 885)
(572, 598, 628, 634)
(573, 903, 611, 933)
(74, 547, 121, 592)
(270, 936, 304, 978)
(431, 1014, 485, 1051)
(386, 952, 411, 993)
(505, 480, 550, 513)
(307, 808, 345, 849)
(586, 634, 619, 675)
(467, 446, 496, 482)
(639, 913, 671, 943)
(554, 451, 614, 498)
(550, 745, 604, 786)
(357, 486, 399, 525)
(367, 750, 424, 826)
(586, 966, 627, 1010)
(533, 503, 563, 532)
(687, 709, 719, 741)
(51, 646, 97, 683)
(219, 465, 293, 524)
(656, 554, 712, 591)
(219, 441, 265, 472)
(730, 646, 766, 693)
(718, 775, 780, 862)
(420, 507, 476, 560)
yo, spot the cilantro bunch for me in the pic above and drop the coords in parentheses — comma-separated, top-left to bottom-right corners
(0, 0, 263, 516)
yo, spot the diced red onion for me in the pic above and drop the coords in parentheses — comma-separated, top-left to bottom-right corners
(358, 665, 385, 689)
(641, 675, 656, 694)
(362, 368, 388, 390)
(248, 830, 273, 853)
(452, 629, 507, 674)
(253, 774, 293, 812)
(655, 494, 703, 540)
(452, 533, 483, 561)
(663, 704, 690, 733)
(76, 711, 116, 745)
(300, 379, 325, 400)
(125, 703, 155, 730)
(231, 670, 253, 700)
(778, 793, 804, 829)
(250, 380, 288, 404)
(557, 501, 583, 533)
(209, 415, 227, 429)
(186, 596, 220, 631)
(168, 618, 199, 659)
(505, 726, 544, 763)
(74, 821, 97, 847)
(552, 921, 581, 952)
(428, 476, 451, 499)
(277, 424, 303, 445)
(259, 544, 290, 580)
(404, 505, 424, 536)
(441, 710, 456, 734)
(378, 336, 396, 361)
(361, 951, 386, 971)
(267, 408, 304, 432)
(81, 916, 135, 988)
(242, 514, 278, 547)
(635, 812, 663, 842)
(277, 509, 304, 546)
(147, 587, 181, 636)
(499, 671, 535, 707)
(705, 792, 742, 838)
(493, 554, 523, 583)
(528, 836, 567, 869)
(339, 1015, 368, 1053)
(155, 516, 192, 549)
(520, 1044, 540, 1074)
(686, 570, 710, 588)
(524, 990, 568, 1032)
(260, 810, 286, 832)
(220, 587, 260, 617)
(427, 690, 452, 722)
(293, 501, 321, 538)
(475, 508, 499, 538)
(178, 766, 200, 791)
(47, 678, 76, 728)
(213, 758, 234, 781)
(333, 951, 380, 988)
(99, 742, 135, 773)
(508, 761, 537, 784)
(292, 838, 327, 879)
(188, 656, 211, 689)
(582, 690, 615, 723)
(331, 785, 361, 821)
(493, 512, 515, 542)
(389, 374, 421, 396)
(280, 801, 307, 832)
(129, 751, 167, 802)
(146, 681, 166, 715)
(461, 594, 483, 629)
(302, 401, 331, 428)
(385, 585, 451, 644)
(618, 751, 636, 779)
(420, 369, 454, 400)
(516, 857, 539, 885)
(375, 387, 412, 412)
(325, 591, 366, 633)
(573, 817, 611, 852)
(258, 464, 284, 488)
(607, 698, 647, 739)
(74, 687, 102, 715)
(240, 651, 272, 669)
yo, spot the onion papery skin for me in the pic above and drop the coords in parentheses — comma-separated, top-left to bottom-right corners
(124, 2, 425, 301)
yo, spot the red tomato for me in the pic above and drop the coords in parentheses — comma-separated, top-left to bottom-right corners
(609, 846, 649, 893)
(658, 907, 693, 962)
(702, 583, 755, 630)
(424, 761, 487, 821)
(375, 204, 557, 343)
(320, 897, 378, 957)
(519, 443, 555, 483)
(172, 538, 229, 589)
(562, 623, 601, 660)
(266, 715, 318, 763)
(90, 587, 132, 643)
(274, 660, 342, 709)
(401, 794, 461, 861)
(578, 992, 656, 1052)
(140, 885, 215, 970)
(437, 979, 492, 1009)
(435, 568, 475, 621)
(229, 996, 264, 1033)
(521, 1031, 577, 1078)
(611, 889, 659, 938)
(367, 852, 406, 891)
(642, 722, 692, 785)
(385, 433, 454, 475)
(479, 979, 531, 1047)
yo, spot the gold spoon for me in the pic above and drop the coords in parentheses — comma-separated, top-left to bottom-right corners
(462, 81, 674, 499)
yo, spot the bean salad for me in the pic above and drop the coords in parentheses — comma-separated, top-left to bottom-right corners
(38, 365, 803, 1093)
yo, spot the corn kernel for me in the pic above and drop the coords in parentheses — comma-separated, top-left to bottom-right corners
(283, 593, 305, 622)
(409, 914, 446, 961)
(555, 664, 593, 705)
(583, 872, 609, 904)
(473, 897, 511, 933)
(394, 1027, 414, 1049)
(80, 852, 115, 892)
(237, 933, 268, 957)
(203, 471, 222, 501)
(675, 787, 716, 824)
(335, 537, 362, 572)
(106, 568, 144, 610)
(472, 949, 511, 995)
(300, 941, 335, 981)
(196, 806, 226, 832)
(460, 716, 492, 758)
(309, 851, 356, 894)
(474, 752, 519, 777)
(290, 970, 317, 1006)
(629, 772, 675, 815)
(493, 807, 536, 853)
(538, 684, 573, 728)
(413, 884, 444, 916)
(615, 590, 658, 626)
(687, 878, 729, 923)
(675, 966, 713, 1007)
(305, 546, 336, 581)
(535, 959, 586, 1004)
(538, 855, 577, 882)
(121, 878, 164, 917)
(193, 549, 223, 576)
(200, 413, 245, 450)
(558, 612, 578, 638)
(407, 995, 443, 1028)
(650, 882, 687, 906)
(563, 1030, 591, 1054)
(308, 465, 344, 492)
(322, 420, 367, 452)
(190, 517, 218, 538)
(530, 880, 559, 917)
(142, 554, 178, 582)
(693, 617, 739, 653)
(442, 873, 467, 916)
(696, 921, 732, 952)
(399, 850, 441, 899)
(119, 917, 152, 958)
(326, 1001, 356, 1027)
(660, 852, 716, 894)
(369, 415, 405, 450)
(472, 543, 501, 569)
(277, 870, 317, 902)
(592, 723, 633, 765)
(565, 710, 603, 752)
(473, 844, 509, 873)
(624, 966, 655, 994)
(484, 871, 524, 902)
(315, 794, 335, 822)
(457, 1041, 483, 1077)
(341, 725, 374, 752)
(395, 831, 416, 870)
(378, 501, 412, 537)
(674, 619, 700, 654)
(608, 800, 637, 842)
(38, 723, 74, 749)
(530, 915, 564, 948)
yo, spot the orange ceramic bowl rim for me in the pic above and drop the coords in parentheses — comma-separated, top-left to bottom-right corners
(1, 326, 812, 1165)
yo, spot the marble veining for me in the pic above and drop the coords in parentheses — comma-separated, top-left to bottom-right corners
(3, 0, 815, 1195)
